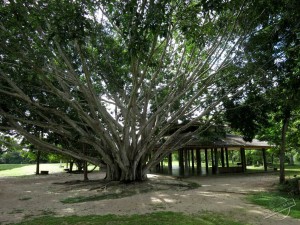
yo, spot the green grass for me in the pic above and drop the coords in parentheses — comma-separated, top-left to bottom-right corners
(0, 163, 64, 177)
(246, 165, 265, 172)
(247, 192, 300, 219)
(245, 164, 300, 219)
(19, 197, 32, 201)
(246, 163, 300, 175)
(15, 211, 246, 225)
(0, 163, 99, 177)
(285, 164, 300, 177)
(0, 164, 30, 171)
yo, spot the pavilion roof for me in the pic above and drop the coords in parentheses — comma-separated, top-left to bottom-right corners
(183, 134, 272, 150)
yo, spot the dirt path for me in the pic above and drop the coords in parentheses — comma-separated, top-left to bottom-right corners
(0, 172, 299, 225)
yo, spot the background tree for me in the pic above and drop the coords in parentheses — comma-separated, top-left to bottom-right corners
(223, 0, 300, 183)
(0, 133, 28, 163)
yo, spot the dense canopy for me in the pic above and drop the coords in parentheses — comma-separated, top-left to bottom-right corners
(1, 0, 298, 181)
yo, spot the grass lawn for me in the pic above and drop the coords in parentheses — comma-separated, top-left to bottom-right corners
(246, 163, 300, 175)
(0, 163, 65, 177)
(246, 165, 265, 172)
(285, 164, 300, 177)
(0, 164, 30, 171)
(16, 211, 246, 225)
(0, 163, 100, 177)
(247, 164, 300, 219)
(247, 192, 300, 219)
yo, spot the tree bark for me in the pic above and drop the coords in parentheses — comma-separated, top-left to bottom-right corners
(83, 161, 89, 181)
(279, 113, 290, 184)
(36, 150, 40, 175)
(105, 160, 147, 182)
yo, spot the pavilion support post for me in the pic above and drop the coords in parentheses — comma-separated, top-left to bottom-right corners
(70, 161, 74, 173)
(184, 149, 189, 176)
(221, 147, 225, 168)
(240, 148, 246, 172)
(191, 149, 195, 174)
(211, 148, 215, 174)
(179, 149, 184, 176)
(214, 148, 219, 174)
(205, 148, 209, 175)
(243, 149, 247, 172)
(156, 162, 160, 173)
(262, 148, 267, 172)
(196, 149, 201, 175)
(168, 153, 172, 175)
(240, 148, 243, 171)
(225, 147, 229, 168)
(161, 159, 164, 173)
(187, 150, 191, 173)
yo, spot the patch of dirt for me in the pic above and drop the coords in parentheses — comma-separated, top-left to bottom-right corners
(0, 172, 299, 225)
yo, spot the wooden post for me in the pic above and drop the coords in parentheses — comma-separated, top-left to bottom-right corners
(221, 147, 225, 168)
(214, 148, 219, 174)
(156, 155, 161, 173)
(225, 147, 229, 168)
(211, 148, 215, 174)
(205, 148, 209, 175)
(262, 148, 267, 172)
(240, 148, 246, 172)
(168, 153, 172, 175)
(243, 148, 247, 172)
(191, 149, 195, 174)
(196, 149, 201, 175)
(240, 148, 243, 171)
(187, 150, 191, 173)
(184, 150, 189, 176)
(179, 149, 184, 176)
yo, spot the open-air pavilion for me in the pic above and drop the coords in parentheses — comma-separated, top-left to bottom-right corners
(155, 134, 272, 177)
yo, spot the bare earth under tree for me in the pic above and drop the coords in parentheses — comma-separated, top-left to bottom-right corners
(0, 172, 300, 225)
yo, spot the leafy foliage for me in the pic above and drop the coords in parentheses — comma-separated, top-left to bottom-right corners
(0, 0, 282, 181)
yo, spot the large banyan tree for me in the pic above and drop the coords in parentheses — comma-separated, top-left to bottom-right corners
(0, 0, 259, 181)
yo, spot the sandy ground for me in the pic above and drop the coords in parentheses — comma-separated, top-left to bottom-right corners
(0, 172, 300, 225)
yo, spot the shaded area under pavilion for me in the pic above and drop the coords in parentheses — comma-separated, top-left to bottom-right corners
(153, 134, 272, 177)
